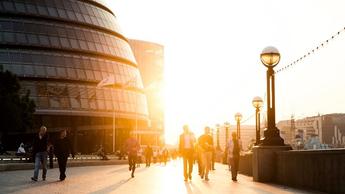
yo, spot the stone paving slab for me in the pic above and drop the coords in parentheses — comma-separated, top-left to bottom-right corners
(0, 160, 325, 194)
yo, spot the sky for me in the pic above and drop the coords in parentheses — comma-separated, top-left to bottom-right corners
(108, 0, 345, 144)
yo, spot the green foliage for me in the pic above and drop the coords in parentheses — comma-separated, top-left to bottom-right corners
(0, 66, 36, 141)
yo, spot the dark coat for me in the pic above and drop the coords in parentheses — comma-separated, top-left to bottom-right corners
(54, 137, 74, 158)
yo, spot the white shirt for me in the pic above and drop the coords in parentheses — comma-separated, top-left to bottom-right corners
(17, 146, 25, 154)
(227, 139, 242, 158)
(184, 134, 194, 149)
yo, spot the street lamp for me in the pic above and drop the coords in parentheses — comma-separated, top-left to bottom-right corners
(223, 122, 230, 164)
(216, 124, 221, 150)
(260, 46, 284, 145)
(224, 122, 230, 146)
(252, 96, 263, 145)
(234, 113, 242, 139)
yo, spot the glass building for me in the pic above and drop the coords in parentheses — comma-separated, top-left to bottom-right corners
(129, 39, 164, 146)
(0, 0, 149, 153)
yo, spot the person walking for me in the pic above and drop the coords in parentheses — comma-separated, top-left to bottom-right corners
(54, 129, 74, 181)
(179, 125, 195, 181)
(145, 145, 153, 167)
(31, 126, 48, 181)
(124, 133, 140, 178)
(227, 132, 242, 181)
(198, 126, 214, 181)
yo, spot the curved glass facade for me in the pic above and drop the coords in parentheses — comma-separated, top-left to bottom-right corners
(0, 0, 148, 153)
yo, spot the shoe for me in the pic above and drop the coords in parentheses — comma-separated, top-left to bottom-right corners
(131, 173, 134, 178)
(232, 178, 237, 182)
(42, 177, 46, 181)
(31, 177, 37, 181)
(205, 177, 209, 181)
(189, 175, 192, 180)
(129, 166, 131, 171)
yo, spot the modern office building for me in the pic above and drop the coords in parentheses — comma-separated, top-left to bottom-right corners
(277, 113, 345, 148)
(0, 0, 149, 153)
(129, 39, 164, 146)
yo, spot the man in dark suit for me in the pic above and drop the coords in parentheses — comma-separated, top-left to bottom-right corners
(179, 125, 195, 181)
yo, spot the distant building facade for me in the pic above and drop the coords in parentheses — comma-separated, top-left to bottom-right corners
(277, 113, 345, 148)
(129, 39, 164, 146)
(215, 124, 256, 151)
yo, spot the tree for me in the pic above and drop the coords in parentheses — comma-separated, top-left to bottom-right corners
(0, 66, 36, 144)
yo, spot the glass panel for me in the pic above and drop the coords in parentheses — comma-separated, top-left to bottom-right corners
(16, 33, 27, 44)
(46, 67, 57, 77)
(26, 4, 38, 14)
(77, 69, 86, 79)
(56, 67, 67, 77)
(23, 65, 34, 75)
(37, 5, 48, 15)
(34, 66, 45, 76)
(66, 68, 76, 78)
(85, 70, 95, 80)
(11, 64, 23, 74)
(60, 37, 70, 47)
(38, 35, 50, 46)
(48, 7, 58, 17)
(14, 2, 26, 12)
(27, 34, 39, 45)
(49, 36, 60, 47)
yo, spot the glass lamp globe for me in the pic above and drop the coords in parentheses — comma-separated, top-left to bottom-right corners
(260, 46, 280, 67)
(252, 96, 264, 109)
(234, 113, 243, 122)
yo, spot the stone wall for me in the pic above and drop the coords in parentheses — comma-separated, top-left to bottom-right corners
(239, 153, 253, 176)
(276, 149, 345, 194)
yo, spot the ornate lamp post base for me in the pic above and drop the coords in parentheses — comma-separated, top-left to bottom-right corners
(261, 127, 285, 146)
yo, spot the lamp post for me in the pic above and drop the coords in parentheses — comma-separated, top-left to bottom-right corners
(252, 96, 263, 145)
(260, 46, 284, 146)
(234, 113, 242, 139)
(216, 124, 221, 150)
(224, 122, 230, 146)
(223, 122, 230, 164)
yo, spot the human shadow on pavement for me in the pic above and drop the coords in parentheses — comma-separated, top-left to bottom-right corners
(108, 165, 149, 174)
(89, 178, 132, 194)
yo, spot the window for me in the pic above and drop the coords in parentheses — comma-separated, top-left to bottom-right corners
(38, 35, 50, 46)
(57, 9, 68, 19)
(37, 5, 48, 15)
(16, 33, 27, 44)
(27, 34, 39, 45)
(60, 37, 70, 47)
(48, 7, 58, 17)
(23, 65, 34, 76)
(66, 68, 76, 78)
(14, 2, 26, 12)
(49, 36, 60, 47)
(56, 67, 67, 77)
(34, 66, 45, 76)
(46, 66, 57, 77)
(3, 1, 15, 11)
(26, 4, 38, 14)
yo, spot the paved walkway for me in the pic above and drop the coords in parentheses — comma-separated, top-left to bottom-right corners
(0, 160, 322, 194)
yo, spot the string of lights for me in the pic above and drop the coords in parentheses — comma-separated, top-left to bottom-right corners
(275, 26, 345, 74)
